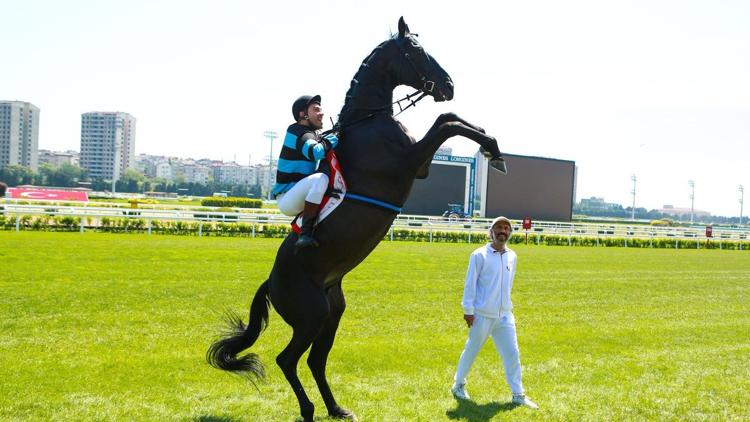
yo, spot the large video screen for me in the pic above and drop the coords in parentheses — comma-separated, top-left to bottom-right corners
(484, 154, 575, 221)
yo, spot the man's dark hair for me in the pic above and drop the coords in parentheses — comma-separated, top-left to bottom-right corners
(0, 182, 7, 197)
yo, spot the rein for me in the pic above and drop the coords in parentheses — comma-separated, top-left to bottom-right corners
(328, 89, 428, 135)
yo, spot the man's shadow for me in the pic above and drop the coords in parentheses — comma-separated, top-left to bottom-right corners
(446, 399, 520, 422)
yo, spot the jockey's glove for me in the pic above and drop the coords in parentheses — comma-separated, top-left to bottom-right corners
(321, 133, 339, 151)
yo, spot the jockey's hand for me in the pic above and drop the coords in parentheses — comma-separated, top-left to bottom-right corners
(463, 314, 474, 327)
(322, 133, 339, 151)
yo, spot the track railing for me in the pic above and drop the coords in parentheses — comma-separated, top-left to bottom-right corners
(1, 202, 748, 243)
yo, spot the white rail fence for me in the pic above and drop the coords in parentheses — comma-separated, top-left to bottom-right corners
(1, 203, 748, 245)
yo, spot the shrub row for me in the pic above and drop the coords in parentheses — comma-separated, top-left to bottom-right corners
(2, 214, 748, 250)
(97, 217, 290, 237)
(0, 214, 83, 231)
(200, 197, 262, 209)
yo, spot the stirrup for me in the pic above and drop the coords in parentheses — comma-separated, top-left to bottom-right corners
(295, 234, 319, 252)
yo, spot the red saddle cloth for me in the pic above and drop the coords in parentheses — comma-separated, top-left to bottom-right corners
(291, 150, 347, 234)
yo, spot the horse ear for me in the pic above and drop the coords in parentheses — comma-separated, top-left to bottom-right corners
(398, 16, 410, 38)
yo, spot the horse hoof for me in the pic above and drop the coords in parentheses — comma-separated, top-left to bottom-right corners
(490, 157, 508, 174)
(329, 406, 358, 421)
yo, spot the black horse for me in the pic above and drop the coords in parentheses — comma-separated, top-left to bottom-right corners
(207, 17, 507, 422)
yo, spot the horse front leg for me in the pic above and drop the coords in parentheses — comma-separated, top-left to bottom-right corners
(409, 113, 507, 174)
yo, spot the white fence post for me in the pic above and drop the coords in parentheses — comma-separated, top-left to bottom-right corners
(15, 215, 20, 232)
(568, 226, 572, 246)
(147, 219, 152, 235)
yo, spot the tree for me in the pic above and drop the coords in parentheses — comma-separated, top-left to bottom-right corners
(119, 169, 146, 193)
(37, 163, 86, 187)
(0, 165, 36, 186)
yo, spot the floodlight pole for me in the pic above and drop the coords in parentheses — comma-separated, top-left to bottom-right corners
(263, 131, 278, 200)
(739, 185, 744, 226)
(631, 174, 637, 221)
(688, 180, 695, 224)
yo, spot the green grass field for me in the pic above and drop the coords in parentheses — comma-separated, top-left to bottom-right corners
(1, 232, 748, 421)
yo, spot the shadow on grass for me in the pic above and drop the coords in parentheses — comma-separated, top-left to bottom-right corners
(446, 399, 519, 421)
(193, 416, 239, 422)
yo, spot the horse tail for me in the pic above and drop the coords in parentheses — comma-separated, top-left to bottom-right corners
(206, 279, 270, 384)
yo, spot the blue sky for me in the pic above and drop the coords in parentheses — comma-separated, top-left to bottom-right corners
(2, 0, 748, 216)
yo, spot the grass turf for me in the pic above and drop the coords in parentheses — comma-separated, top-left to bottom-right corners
(1, 232, 748, 421)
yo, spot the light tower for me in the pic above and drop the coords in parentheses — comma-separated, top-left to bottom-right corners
(739, 185, 745, 226)
(688, 180, 695, 224)
(630, 174, 637, 220)
(263, 131, 278, 200)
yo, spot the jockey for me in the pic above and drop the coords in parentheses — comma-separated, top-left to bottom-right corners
(272, 94, 339, 250)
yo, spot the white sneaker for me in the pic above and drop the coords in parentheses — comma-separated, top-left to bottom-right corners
(512, 394, 539, 409)
(451, 383, 470, 400)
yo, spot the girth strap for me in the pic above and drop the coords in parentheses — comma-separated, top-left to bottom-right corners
(344, 192, 402, 213)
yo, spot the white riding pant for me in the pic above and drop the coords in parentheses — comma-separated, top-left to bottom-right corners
(454, 313, 524, 395)
(276, 173, 329, 216)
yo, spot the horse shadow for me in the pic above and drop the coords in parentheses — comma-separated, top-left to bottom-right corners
(446, 399, 520, 421)
(192, 416, 238, 422)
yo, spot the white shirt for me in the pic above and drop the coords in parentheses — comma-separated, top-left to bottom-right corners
(461, 244, 518, 319)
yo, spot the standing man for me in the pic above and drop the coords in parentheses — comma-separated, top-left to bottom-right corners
(450, 216, 539, 409)
(272, 94, 339, 251)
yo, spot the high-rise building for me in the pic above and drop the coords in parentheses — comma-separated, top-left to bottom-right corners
(80, 112, 136, 180)
(0, 101, 40, 171)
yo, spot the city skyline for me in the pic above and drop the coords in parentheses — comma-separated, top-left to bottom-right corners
(2, 1, 749, 216)
(0, 99, 741, 217)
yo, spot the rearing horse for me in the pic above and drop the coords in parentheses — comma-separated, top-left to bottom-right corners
(207, 17, 507, 422)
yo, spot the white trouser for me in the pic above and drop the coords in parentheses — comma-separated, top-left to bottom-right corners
(454, 313, 524, 395)
(276, 173, 329, 216)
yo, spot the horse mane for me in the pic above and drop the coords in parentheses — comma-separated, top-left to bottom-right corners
(338, 37, 397, 125)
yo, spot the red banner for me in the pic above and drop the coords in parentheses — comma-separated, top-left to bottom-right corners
(8, 188, 89, 202)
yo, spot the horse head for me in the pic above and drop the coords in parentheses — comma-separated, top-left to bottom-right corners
(389, 17, 454, 102)
(339, 17, 455, 124)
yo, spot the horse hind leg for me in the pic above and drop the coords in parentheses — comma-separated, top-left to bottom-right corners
(274, 285, 330, 422)
(276, 322, 325, 421)
(307, 282, 356, 420)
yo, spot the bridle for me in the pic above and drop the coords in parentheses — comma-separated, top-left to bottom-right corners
(391, 35, 434, 116)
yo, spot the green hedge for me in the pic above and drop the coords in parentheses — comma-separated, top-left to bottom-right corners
(200, 197, 262, 209)
(96, 217, 289, 237)
(2, 214, 749, 250)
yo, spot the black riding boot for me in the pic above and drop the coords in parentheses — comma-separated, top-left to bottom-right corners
(295, 201, 320, 252)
